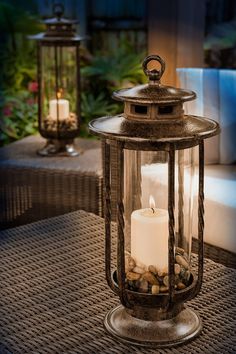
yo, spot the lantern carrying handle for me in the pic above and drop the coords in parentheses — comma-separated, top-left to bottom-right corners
(142, 54, 165, 82)
(53, 3, 64, 19)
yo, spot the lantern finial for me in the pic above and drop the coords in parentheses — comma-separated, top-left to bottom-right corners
(142, 54, 165, 83)
(53, 3, 64, 20)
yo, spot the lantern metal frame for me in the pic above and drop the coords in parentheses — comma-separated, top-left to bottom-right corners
(89, 55, 220, 347)
(29, 3, 85, 156)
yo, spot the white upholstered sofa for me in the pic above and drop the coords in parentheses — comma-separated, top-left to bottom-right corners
(177, 68, 236, 254)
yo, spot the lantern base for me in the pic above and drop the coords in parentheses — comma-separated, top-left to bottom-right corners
(104, 305, 202, 348)
(37, 139, 80, 157)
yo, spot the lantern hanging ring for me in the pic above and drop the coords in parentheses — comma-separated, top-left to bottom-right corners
(53, 3, 64, 19)
(142, 54, 166, 82)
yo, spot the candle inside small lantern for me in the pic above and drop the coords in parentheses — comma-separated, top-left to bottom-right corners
(131, 195, 169, 272)
(49, 91, 70, 121)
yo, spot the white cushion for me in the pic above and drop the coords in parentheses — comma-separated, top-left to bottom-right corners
(193, 164, 236, 253)
(177, 68, 236, 164)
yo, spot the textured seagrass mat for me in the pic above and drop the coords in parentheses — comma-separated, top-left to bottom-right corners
(0, 210, 235, 354)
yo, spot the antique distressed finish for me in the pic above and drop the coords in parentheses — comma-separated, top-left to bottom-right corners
(30, 3, 85, 156)
(89, 55, 220, 347)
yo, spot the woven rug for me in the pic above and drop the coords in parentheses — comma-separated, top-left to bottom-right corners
(0, 210, 235, 353)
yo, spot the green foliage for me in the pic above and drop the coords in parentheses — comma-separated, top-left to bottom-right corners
(80, 41, 146, 137)
(0, 92, 38, 145)
(0, 2, 146, 144)
(0, 0, 41, 146)
(0, 0, 43, 91)
(1, 39, 36, 93)
(81, 92, 118, 121)
(82, 41, 146, 92)
(80, 92, 120, 137)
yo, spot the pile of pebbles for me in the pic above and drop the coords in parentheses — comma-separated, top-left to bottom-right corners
(125, 247, 191, 294)
(44, 113, 77, 132)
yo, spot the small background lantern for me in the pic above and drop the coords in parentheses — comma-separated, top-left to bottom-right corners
(30, 3, 84, 156)
(89, 55, 220, 347)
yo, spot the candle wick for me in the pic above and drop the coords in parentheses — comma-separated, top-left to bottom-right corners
(151, 207, 155, 213)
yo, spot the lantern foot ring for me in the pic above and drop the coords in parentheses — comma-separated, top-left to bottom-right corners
(104, 305, 201, 348)
(37, 139, 81, 157)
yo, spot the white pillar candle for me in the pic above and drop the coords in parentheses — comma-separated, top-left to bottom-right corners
(131, 196, 169, 271)
(49, 98, 70, 120)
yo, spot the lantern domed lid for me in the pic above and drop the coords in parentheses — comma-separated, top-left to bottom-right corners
(113, 55, 196, 105)
(43, 3, 78, 26)
(28, 3, 85, 42)
(89, 54, 220, 149)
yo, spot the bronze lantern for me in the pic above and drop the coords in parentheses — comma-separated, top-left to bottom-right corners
(29, 3, 84, 156)
(89, 55, 220, 347)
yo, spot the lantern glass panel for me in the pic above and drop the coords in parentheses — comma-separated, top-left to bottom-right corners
(40, 45, 79, 138)
(123, 147, 198, 293)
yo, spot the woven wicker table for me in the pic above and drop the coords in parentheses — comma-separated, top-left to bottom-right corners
(0, 136, 102, 229)
(0, 210, 235, 353)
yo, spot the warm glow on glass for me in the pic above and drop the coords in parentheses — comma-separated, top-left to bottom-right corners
(56, 89, 63, 99)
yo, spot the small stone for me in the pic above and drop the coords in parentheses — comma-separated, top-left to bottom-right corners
(176, 247, 185, 255)
(179, 266, 186, 279)
(174, 263, 181, 275)
(126, 272, 141, 281)
(160, 285, 169, 293)
(163, 275, 169, 287)
(177, 282, 186, 290)
(138, 279, 149, 293)
(163, 275, 179, 286)
(182, 253, 189, 263)
(148, 265, 158, 274)
(125, 255, 136, 272)
(151, 285, 160, 295)
(142, 272, 159, 285)
(133, 266, 146, 274)
(183, 270, 191, 283)
(175, 255, 189, 270)
(158, 267, 168, 277)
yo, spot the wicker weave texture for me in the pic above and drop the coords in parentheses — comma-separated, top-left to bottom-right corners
(0, 136, 102, 229)
(0, 210, 235, 353)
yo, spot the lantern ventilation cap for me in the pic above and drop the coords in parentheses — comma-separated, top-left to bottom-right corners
(112, 54, 196, 105)
(142, 54, 165, 83)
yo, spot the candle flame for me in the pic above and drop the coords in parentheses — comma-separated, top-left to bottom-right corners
(149, 195, 155, 209)
(56, 88, 63, 99)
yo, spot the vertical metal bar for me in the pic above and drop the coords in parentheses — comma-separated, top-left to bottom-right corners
(135, 150, 142, 211)
(59, 46, 63, 90)
(188, 141, 205, 300)
(103, 140, 118, 295)
(54, 45, 59, 138)
(124, 150, 141, 231)
(167, 148, 176, 308)
(196, 141, 205, 294)
(178, 149, 184, 248)
(76, 43, 81, 130)
(187, 147, 196, 258)
(37, 42, 42, 132)
(117, 142, 132, 308)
